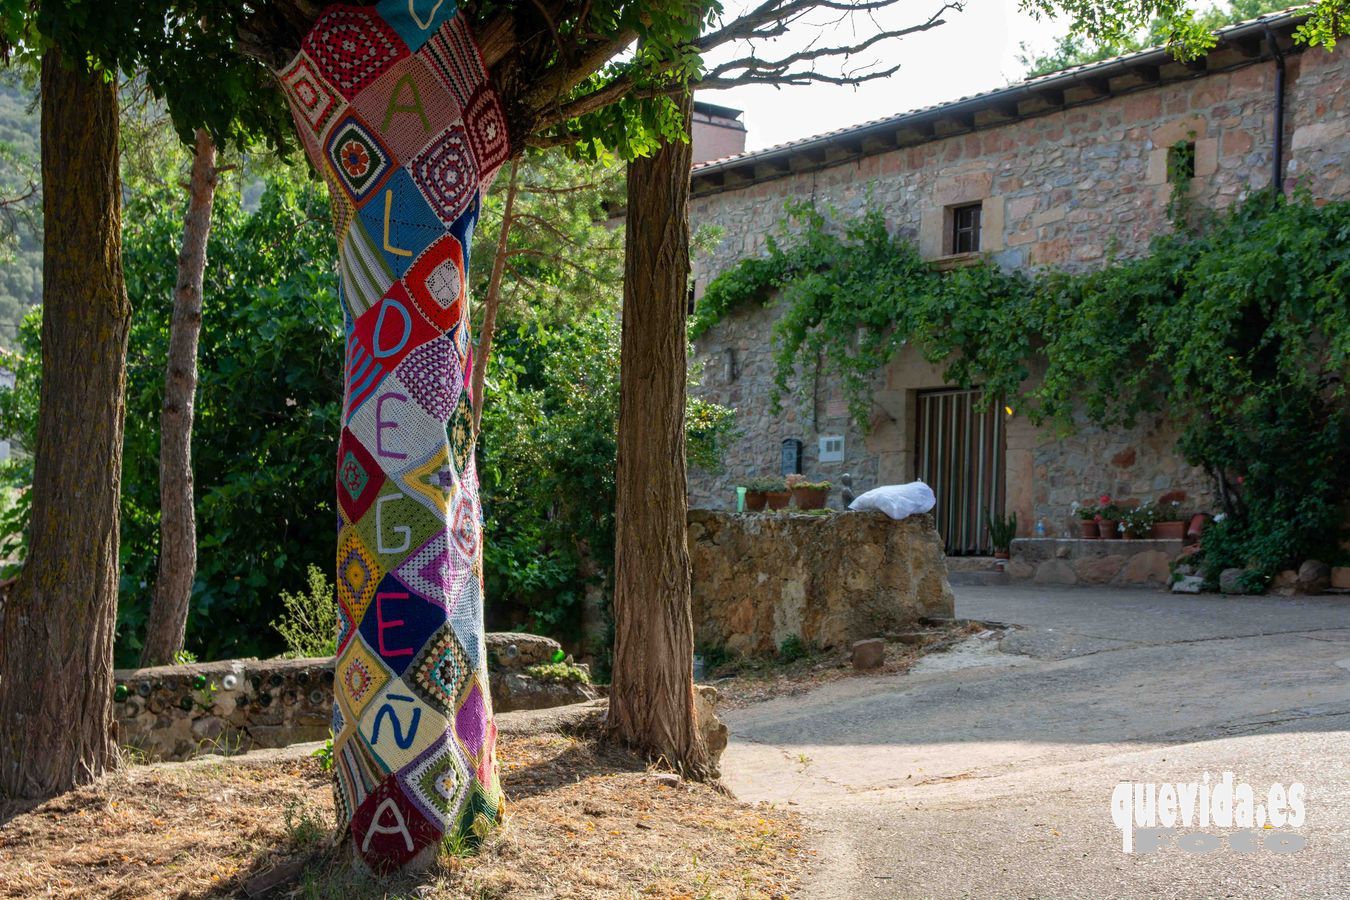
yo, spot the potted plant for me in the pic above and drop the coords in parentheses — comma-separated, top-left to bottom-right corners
(750, 476, 790, 510)
(1074, 503, 1099, 539)
(792, 480, 832, 510)
(1150, 500, 1186, 539)
(744, 476, 780, 512)
(1120, 504, 1154, 539)
(986, 510, 1018, 560)
(1097, 496, 1122, 539)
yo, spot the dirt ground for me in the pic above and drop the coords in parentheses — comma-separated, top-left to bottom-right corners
(0, 732, 804, 899)
(708, 619, 991, 710)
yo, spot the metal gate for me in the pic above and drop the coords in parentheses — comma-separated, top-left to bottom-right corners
(916, 387, 1006, 556)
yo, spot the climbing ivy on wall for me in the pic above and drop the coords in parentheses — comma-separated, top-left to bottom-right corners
(692, 193, 1350, 585)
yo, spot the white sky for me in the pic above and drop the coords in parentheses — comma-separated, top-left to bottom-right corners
(703, 0, 1074, 151)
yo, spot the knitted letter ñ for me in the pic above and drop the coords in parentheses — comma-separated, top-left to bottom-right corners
(275, 0, 511, 872)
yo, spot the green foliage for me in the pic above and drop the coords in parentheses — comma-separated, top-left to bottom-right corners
(479, 310, 732, 643)
(525, 661, 592, 685)
(794, 480, 832, 491)
(1119, 504, 1155, 534)
(0, 71, 39, 346)
(1152, 499, 1184, 522)
(986, 510, 1018, 551)
(1017, 0, 1344, 74)
(744, 476, 787, 492)
(472, 150, 626, 328)
(282, 799, 328, 849)
(311, 735, 334, 772)
(1166, 138, 1198, 229)
(778, 634, 807, 662)
(694, 191, 1350, 587)
(272, 565, 338, 659)
(698, 201, 1036, 427)
(0, 170, 342, 664)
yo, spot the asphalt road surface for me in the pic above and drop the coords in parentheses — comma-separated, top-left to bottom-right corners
(722, 584, 1350, 898)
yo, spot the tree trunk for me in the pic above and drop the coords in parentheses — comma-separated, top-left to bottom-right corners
(0, 48, 130, 800)
(471, 157, 520, 431)
(607, 90, 709, 779)
(141, 129, 218, 667)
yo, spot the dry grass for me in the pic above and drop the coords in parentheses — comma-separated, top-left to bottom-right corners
(0, 733, 804, 899)
(710, 620, 991, 710)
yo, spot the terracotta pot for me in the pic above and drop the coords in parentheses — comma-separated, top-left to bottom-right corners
(1122, 529, 1141, 540)
(765, 490, 792, 510)
(994, 549, 1010, 560)
(1078, 520, 1099, 539)
(1187, 513, 1207, 539)
(792, 487, 829, 510)
(1152, 520, 1186, 540)
(745, 491, 767, 512)
(1098, 519, 1120, 539)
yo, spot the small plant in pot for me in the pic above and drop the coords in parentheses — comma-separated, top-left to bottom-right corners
(1120, 504, 1154, 539)
(744, 476, 783, 512)
(791, 479, 832, 510)
(1150, 500, 1186, 539)
(1074, 503, 1100, 539)
(986, 510, 1018, 560)
(1097, 496, 1122, 539)
(749, 476, 790, 510)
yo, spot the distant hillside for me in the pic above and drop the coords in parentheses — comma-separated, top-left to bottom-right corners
(0, 71, 41, 350)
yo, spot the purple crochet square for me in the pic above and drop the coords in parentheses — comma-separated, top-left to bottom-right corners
(455, 681, 487, 760)
(398, 334, 461, 421)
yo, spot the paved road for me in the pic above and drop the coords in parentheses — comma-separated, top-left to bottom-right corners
(721, 584, 1350, 898)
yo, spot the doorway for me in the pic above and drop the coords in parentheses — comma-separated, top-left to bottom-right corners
(915, 387, 1006, 555)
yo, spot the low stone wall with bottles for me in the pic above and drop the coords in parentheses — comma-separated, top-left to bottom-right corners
(688, 508, 954, 656)
(113, 632, 596, 761)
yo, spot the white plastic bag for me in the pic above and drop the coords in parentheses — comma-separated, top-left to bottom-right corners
(848, 481, 936, 520)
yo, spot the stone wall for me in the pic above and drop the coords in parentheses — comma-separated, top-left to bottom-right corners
(685, 43, 1350, 533)
(688, 509, 954, 655)
(114, 633, 594, 761)
(690, 45, 1349, 290)
(1008, 537, 1181, 587)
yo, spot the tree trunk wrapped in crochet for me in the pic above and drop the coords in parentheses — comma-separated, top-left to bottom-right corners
(273, 0, 511, 872)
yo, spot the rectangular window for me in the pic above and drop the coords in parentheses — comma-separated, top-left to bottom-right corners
(951, 203, 981, 254)
(819, 435, 845, 463)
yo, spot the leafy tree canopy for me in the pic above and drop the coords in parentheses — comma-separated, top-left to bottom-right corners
(1020, 0, 1299, 77)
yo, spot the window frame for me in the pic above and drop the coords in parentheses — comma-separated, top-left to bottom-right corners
(950, 202, 982, 255)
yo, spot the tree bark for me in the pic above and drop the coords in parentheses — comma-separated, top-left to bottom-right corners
(0, 48, 130, 800)
(607, 90, 709, 778)
(140, 129, 218, 667)
(471, 157, 520, 431)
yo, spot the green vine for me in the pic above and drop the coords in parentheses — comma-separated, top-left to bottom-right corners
(1165, 136, 1197, 230)
(692, 193, 1350, 584)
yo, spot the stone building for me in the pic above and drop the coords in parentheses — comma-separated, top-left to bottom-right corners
(686, 9, 1349, 554)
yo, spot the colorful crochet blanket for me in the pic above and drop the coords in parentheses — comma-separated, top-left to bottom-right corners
(275, 0, 510, 872)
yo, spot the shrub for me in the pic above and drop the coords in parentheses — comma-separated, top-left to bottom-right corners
(778, 633, 808, 662)
(525, 661, 592, 685)
(272, 565, 337, 659)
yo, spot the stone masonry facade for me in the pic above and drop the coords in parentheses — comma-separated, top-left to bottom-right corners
(686, 22, 1349, 543)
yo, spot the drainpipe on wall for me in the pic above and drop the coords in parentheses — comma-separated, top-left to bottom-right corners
(1265, 26, 1286, 194)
